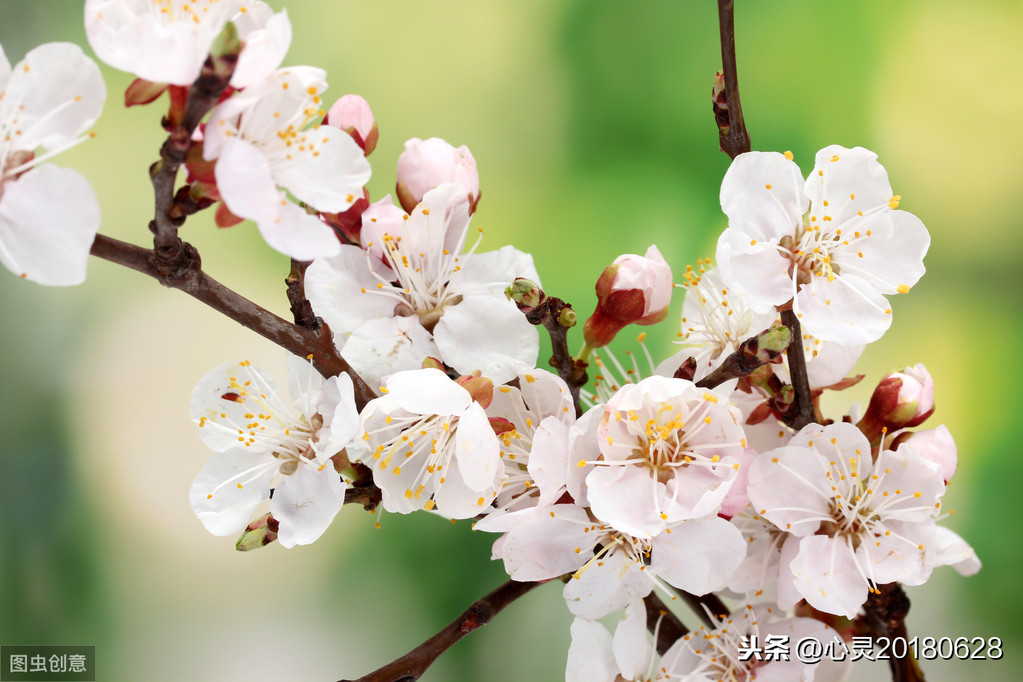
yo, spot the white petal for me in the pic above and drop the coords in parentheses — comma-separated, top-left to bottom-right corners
(305, 245, 397, 337)
(929, 525, 981, 576)
(385, 368, 470, 415)
(563, 550, 652, 619)
(189, 448, 275, 536)
(432, 449, 494, 519)
(341, 317, 439, 389)
(434, 293, 539, 384)
(790, 534, 867, 619)
(190, 360, 279, 452)
(716, 227, 793, 311)
(586, 466, 663, 538)
(747, 444, 830, 536)
(836, 209, 929, 295)
(271, 461, 346, 547)
(526, 417, 572, 505)
(805, 145, 892, 228)
(318, 372, 361, 452)
(0, 165, 99, 286)
(454, 402, 502, 491)
(274, 125, 371, 213)
(215, 137, 340, 260)
(652, 517, 746, 594)
(795, 272, 892, 344)
(612, 599, 652, 680)
(448, 244, 542, 293)
(500, 504, 591, 581)
(567, 619, 617, 682)
(285, 351, 325, 414)
(6, 43, 105, 150)
(230, 9, 292, 89)
(720, 151, 807, 241)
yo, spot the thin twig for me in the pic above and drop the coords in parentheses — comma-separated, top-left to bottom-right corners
(285, 259, 318, 328)
(862, 583, 925, 682)
(90, 233, 377, 409)
(340, 579, 545, 682)
(695, 325, 791, 389)
(716, 0, 751, 159)
(779, 309, 816, 430)
(150, 50, 237, 269)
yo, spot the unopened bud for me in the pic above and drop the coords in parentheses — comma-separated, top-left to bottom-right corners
(325, 94, 378, 156)
(583, 245, 673, 348)
(859, 363, 935, 443)
(558, 307, 577, 328)
(396, 137, 480, 214)
(236, 513, 278, 551)
(505, 278, 545, 313)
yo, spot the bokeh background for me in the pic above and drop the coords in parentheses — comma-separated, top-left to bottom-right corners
(1, 1, 1020, 680)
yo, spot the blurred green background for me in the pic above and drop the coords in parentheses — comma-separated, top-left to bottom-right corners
(1, 1, 1020, 680)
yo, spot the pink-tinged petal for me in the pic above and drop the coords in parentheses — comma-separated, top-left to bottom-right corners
(803, 338, 864, 389)
(271, 460, 346, 547)
(341, 316, 440, 389)
(0, 165, 99, 286)
(563, 550, 653, 619)
(189, 448, 275, 536)
(775, 533, 804, 610)
(716, 227, 793, 311)
(652, 517, 746, 594)
(871, 446, 945, 523)
(721, 151, 807, 240)
(566, 406, 601, 506)
(214, 137, 340, 260)
(865, 519, 933, 586)
(929, 526, 981, 576)
(305, 245, 397, 337)
(805, 145, 892, 227)
(7, 43, 105, 150)
(790, 534, 867, 619)
(274, 125, 371, 213)
(747, 445, 830, 536)
(836, 209, 929, 295)
(190, 360, 278, 452)
(719, 447, 757, 519)
(567, 619, 617, 682)
(612, 599, 652, 680)
(906, 425, 957, 483)
(229, 9, 291, 89)
(454, 402, 502, 491)
(412, 183, 473, 257)
(586, 466, 663, 538)
(385, 368, 470, 415)
(500, 504, 590, 580)
(795, 272, 892, 344)
(757, 617, 850, 682)
(434, 293, 539, 384)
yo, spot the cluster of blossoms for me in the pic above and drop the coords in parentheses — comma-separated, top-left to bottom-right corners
(3, 2, 981, 680)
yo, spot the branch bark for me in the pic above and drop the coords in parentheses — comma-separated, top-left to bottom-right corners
(716, 0, 751, 159)
(90, 233, 377, 409)
(340, 579, 545, 682)
(779, 309, 817, 430)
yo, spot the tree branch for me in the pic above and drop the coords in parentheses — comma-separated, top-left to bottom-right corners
(779, 309, 816, 430)
(695, 325, 791, 389)
(862, 583, 925, 682)
(678, 590, 730, 629)
(340, 579, 545, 682)
(285, 258, 318, 329)
(89, 233, 377, 409)
(643, 592, 689, 655)
(716, 0, 751, 159)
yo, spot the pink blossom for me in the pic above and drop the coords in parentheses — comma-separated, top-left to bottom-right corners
(395, 136, 479, 213)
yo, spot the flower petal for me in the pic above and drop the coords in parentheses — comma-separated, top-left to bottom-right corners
(805, 145, 892, 228)
(189, 448, 275, 536)
(0, 165, 100, 286)
(652, 517, 746, 594)
(341, 316, 440, 389)
(454, 402, 502, 491)
(721, 151, 807, 241)
(271, 460, 346, 547)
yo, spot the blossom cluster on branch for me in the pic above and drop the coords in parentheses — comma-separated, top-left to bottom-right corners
(1, 2, 981, 681)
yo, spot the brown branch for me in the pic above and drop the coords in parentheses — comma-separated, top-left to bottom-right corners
(779, 309, 816, 430)
(150, 45, 238, 270)
(716, 0, 751, 159)
(695, 325, 791, 389)
(862, 583, 925, 682)
(340, 579, 545, 682)
(285, 259, 318, 328)
(90, 233, 377, 409)
(643, 592, 689, 655)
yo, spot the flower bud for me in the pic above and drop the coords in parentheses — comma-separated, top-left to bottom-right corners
(324, 94, 378, 156)
(858, 363, 935, 443)
(235, 513, 278, 551)
(582, 245, 673, 348)
(505, 277, 545, 313)
(395, 137, 480, 214)
(898, 424, 957, 483)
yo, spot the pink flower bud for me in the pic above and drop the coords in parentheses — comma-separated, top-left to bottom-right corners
(395, 137, 480, 214)
(901, 425, 957, 483)
(858, 363, 935, 445)
(360, 194, 408, 276)
(583, 245, 673, 348)
(325, 94, 378, 155)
